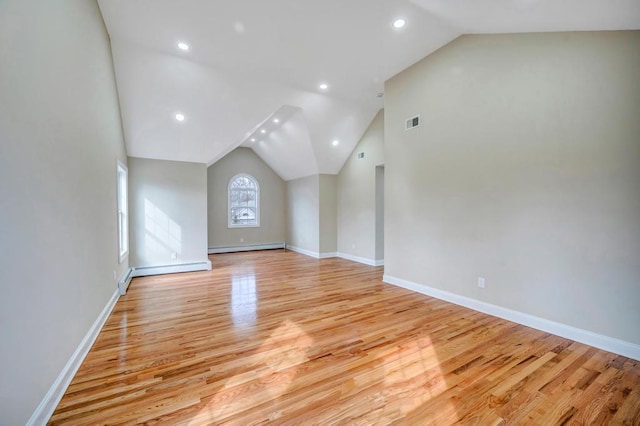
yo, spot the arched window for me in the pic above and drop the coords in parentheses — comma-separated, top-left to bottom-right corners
(228, 173, 260, 228)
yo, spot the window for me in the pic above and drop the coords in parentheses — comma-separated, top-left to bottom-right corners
(228, 173, 259, 228)
(117, 161, 128, 262)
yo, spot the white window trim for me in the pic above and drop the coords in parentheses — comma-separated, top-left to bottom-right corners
(117, 161, 129, 263)
(228, 173, 260, 228)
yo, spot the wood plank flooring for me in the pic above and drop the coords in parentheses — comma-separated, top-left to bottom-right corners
(50, 250, 640, 425)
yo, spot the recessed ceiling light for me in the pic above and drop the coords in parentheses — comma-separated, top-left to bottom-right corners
(273, 118, 280, 123)
(319, 83, 329, 90)
(175, 113, 185, 121)
(250, 138, 256, 142)
(177, 42, 190, 51)
(260, 129, 267, 134)
(332, 140, 339, 146)
(392, 18, 406, 29)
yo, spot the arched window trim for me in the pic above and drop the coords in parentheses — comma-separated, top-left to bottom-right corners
(228, 173, 260, 228)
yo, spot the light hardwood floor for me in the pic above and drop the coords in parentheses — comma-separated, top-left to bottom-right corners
(50, 250, 640, 425)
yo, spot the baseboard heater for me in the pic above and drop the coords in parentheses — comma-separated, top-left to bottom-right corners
(208, 242, 285, 254)
(118, 268, 134, 295)
(119, 261, 212, 295)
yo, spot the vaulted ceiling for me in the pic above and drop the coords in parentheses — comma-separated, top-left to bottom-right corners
(98, 0, 640, 181)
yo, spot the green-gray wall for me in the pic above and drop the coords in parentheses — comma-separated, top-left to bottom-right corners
(286, 174, 338, 256)
(319, 175, 338, 254)
(286, 175, 320, 254)
(0, 0, 128, 423)
(128, 157, 208, 267)
(207, 148, 286, 249)
(337, 110, 385, 263)
(384, 31, 640, 345)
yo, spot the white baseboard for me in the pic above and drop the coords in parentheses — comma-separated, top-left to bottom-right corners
(285, 245, 320, 258)
(27, 289, 120, 425)
(118, 268, 134, 295)
(285, 246, 337, 259)
(337, 252, 384, 267)
(319, 252, 338, 259)
(132, 261, 212, 278)
(286, 247, 383, 264)
(383, 274, 640, 361)
(208, 243, 285, 254)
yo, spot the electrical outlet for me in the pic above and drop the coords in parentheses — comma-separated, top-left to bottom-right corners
(171, 252, 178, 260)
(478, 277, 485, 289)
(240, 237, 244, 243)
(352, 243, 356, 249)
(113, 270, 117, 281)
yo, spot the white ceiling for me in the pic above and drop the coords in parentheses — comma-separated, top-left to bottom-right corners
(98, 0, 640, 180)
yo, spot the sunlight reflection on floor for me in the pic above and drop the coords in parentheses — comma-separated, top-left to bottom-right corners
(188, 320, 313, 424)
(381, 335, 457, 421)
(231, 272, 257, 328)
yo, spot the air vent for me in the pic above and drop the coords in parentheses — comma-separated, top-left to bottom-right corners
(405, 115, 420, 130)
(357, 152, 365, 159)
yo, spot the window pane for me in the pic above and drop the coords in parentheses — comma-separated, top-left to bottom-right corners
(231, 207, 256, 224)
(228, 174, 259, 227)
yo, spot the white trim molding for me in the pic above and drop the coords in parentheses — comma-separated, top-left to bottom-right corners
(338, 252, 384, 267)
(208, 243, 285, 254)
(383, 274, 640, 361)
(27, 289, 120, 425)
(132, 261, 212, 278)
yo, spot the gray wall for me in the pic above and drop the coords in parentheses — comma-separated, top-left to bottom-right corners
(129, 157, 208, 267)
(384, 31, 640, 345)
(375, 166, 385, 261)
(286, 174, 338, 255)
(337, 110, 385, 262)
(0, 0, 128, 423)
(286, 174, 320, 254)
(319, 175, 338, 254)
(208, 148, 286, 248)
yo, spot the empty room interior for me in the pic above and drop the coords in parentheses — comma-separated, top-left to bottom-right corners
(2, 0, 640, 424)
